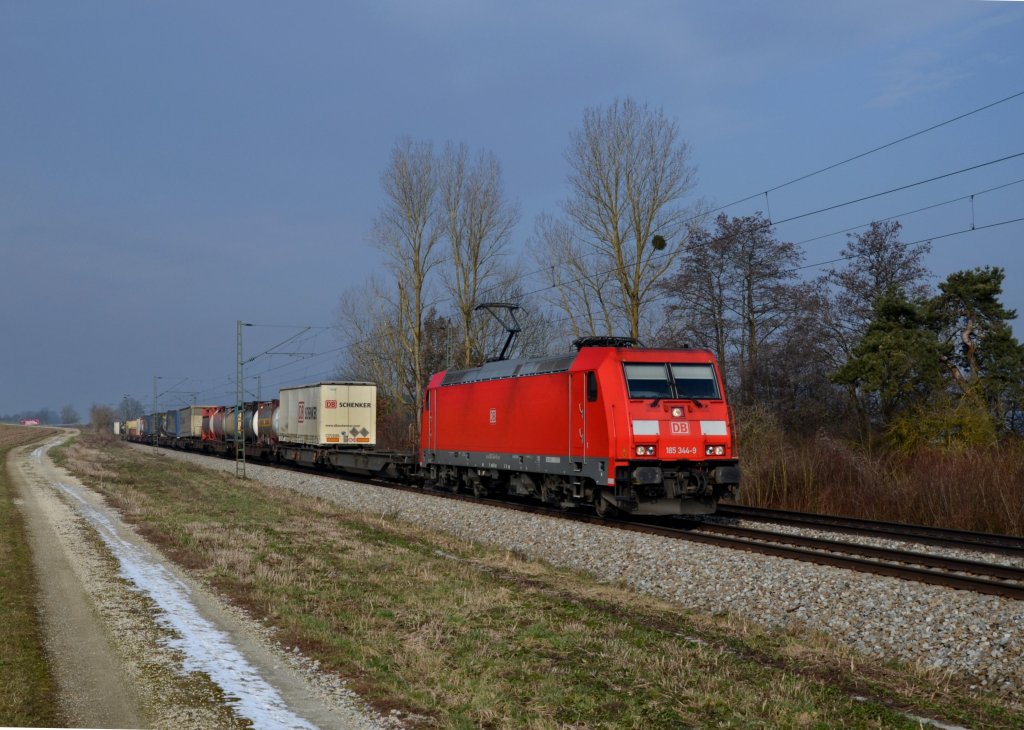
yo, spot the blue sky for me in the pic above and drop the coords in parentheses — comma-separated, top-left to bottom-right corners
(1, 1, 1022, 418)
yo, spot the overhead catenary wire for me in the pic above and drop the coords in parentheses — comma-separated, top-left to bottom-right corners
(792, 177, 1024, 247)
(706, 88, 1024, 218)
(508, 155, 1024, 307)
(789, 215, 1024, 275)
(765, 151, 1024, 228)
(153, 92, 1024, 404)
(164, 210, 1024, 410)
(163, 163, 1024, 409)
(171, 159, 1024, 405)
(475, 87, 1024, 301)
(507, 214, 1024, 340)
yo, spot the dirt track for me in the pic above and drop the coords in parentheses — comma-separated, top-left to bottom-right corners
(8, 431, 385, 729)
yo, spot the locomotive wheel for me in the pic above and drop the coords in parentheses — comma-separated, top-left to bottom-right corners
(462, 472, 485, 497)
(594, 491, 619, 518)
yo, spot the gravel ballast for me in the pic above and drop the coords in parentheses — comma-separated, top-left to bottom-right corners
(143, 446, 1024, 706)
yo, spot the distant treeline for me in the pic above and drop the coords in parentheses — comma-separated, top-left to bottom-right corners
(1, 405, 80, 425)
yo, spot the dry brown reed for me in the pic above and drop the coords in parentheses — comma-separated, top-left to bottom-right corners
(738, 426, 1024, 536)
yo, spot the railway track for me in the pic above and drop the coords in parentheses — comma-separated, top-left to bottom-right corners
(686, 519, 1024, 600)
(716, 504, 1024, 557)
(365, 480, 1024, 601)
(141, 444, 1024, 601)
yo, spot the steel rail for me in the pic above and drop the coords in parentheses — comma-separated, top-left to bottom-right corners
(691, 522, 1024, 583)
(385, 489, 1024, 601)
(716, 504, 1024, 557)
(137, 442, 1024, 600)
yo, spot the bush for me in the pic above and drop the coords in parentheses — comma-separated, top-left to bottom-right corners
(735, 415, 1024, 536)
(887, 395, 998, 453)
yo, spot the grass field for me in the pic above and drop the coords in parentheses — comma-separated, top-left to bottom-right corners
(50, 432, 1024, 729)
(0, 425, 61, 727)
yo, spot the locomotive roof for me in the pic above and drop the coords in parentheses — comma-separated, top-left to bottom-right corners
(440, 353, 577, 386)
(437, 345, 716, 387)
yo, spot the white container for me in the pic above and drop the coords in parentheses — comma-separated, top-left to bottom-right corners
(178, 405, 215, 438)
(278, 381, 376, 447)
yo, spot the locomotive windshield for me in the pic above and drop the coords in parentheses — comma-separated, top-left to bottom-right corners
(623, 363, 720, 400)
(670, 364, 720, 399)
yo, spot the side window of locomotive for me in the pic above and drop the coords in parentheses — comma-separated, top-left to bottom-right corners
(670, 364, 720, 399)
(623, 363, 672, 399)
(586, 371, 598, 402)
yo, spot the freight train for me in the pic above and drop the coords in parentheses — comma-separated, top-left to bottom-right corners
(123, 337, 740, 516)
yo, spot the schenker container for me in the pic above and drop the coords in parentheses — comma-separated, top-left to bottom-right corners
(278, 381, 376, 447)
(177, 405, 215, 438)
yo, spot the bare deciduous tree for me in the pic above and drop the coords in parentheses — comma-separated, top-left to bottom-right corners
(726, 214, 804, 404)
(541, 98, 698, 342)
(372, 138, 444, 424)
(820, 220, 934, 431)
(60, 404, 80, 425)
(659, 213, 803, 405)
(531, 213, 619, 342)
(89, 404, 116, 434)
(824, 220, 932, 359)
(656, 222, 733, 381)
(118, 396, 145, 421)
(335, 275, 426, 449)
(439, 142, 520, 367)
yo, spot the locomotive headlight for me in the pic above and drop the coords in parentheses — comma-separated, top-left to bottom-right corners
(705, 445, 725, 456)
(636, 445, 646, 456)
(646, 445, 656, 456)
(671, 407, 683, 418)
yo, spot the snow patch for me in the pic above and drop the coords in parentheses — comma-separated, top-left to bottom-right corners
(52, 476, 318, 730)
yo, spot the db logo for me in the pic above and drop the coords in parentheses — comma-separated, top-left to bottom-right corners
(325, 400, 337, 409)
(670, 421, 690, 435)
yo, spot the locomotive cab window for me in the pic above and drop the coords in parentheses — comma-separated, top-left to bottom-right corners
(623, 364, 673, 399)
(624, 362, 720, 400)
(586, 371, 598, 402)
(670, 364, 720, 399)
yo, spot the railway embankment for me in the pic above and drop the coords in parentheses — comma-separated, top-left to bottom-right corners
(41, 432, 1024, 727)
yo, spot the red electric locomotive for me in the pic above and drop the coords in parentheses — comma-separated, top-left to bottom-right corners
(420, 337, 740, 516)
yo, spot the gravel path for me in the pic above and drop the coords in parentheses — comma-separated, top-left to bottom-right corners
(15, 435, 392, 729)
(148, 446, 1024, 706)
